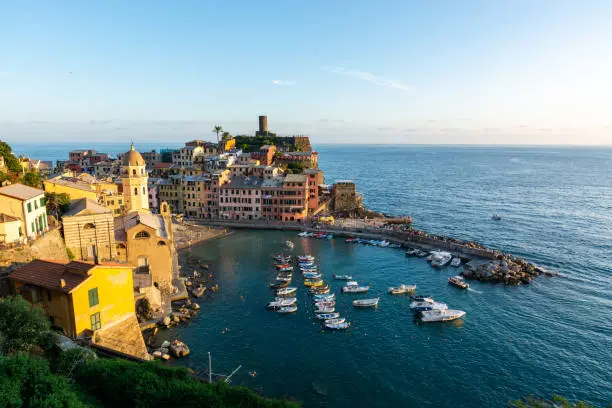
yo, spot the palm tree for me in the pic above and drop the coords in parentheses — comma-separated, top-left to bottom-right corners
(213, 125, 223, 150)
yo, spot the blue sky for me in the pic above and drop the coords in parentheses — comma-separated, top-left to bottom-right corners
(1, 0, 611, 144)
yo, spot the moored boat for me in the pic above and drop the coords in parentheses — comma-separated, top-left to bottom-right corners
(278, 266, 294, 272)
(298, 255, 314, 262)
(273, 297, 296, 303)
(269, 281, 290, 289)
(304, 279, 323, 287)
(412, 295, 433, 303)
(267, 298, 297, 308)
(276, 287, 297, 296)
(310, 286, 330, 294)
(324, 317, 345, 325)
(275, 274, 292, 282)
(285, 240, 294, 249)
(431, 251, 453, 268)
(420, 309, 466, 323)
(341, 281, 370, 293)
(333, 274, 353, 280)
(448, 275, 469, 289)
(303, 272, 322, 279)
(352, 297, 380, 308)
(277, 305, 298, 314)
(314, 306, 335, 313)
(315, 312, 340, 320)
(388, 284, 417, 295)
(345, 238, 356, 243)
(450, 257, 462, 267)
(324, 321, 350, 330)
(410, 300, 448, 312)
(313, 293, 334, 301)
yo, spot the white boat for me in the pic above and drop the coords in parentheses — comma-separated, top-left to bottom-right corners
(314, 306, 335, 313)
(315, 312, 340, 320)
(313, 293, 334, 301)
(277, 305, 298, 313)
(420, 309, 466, 323)
(314, 299, 335, 306)
(410, 300, 448, 312)
(298, 255, 314, 262)
(412, 295, 433, 303)
(324, 317, 345, 325)
(267, 298, 297, 308)
(353, 297, 379, 308)
(276, 287, 297, 296)
(448, 275, 469, 289)
(276, 274, 292, 282)
(278, 266, 294, 272)
(450, 257, 461, 267)
(274, 297, 296, 303)
(333, 274, 353, 280)
(431, 251, 453, 268)
(388, 284, 416, 295)
(285, 240, 294, 249)
(297, 232, 309, 237)
(324, 321, 350, 330)
(303, 272, 321, 279)
(342, 283, 370, 293)
(379, 240, 390, 247)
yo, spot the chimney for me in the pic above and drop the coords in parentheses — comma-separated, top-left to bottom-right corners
(59, 279, 66, 288)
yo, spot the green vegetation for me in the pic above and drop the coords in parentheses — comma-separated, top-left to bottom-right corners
(0, 141, 22, 173)
(21, 172, 43, 188)
(45, 191, 71, 220)
(0, 295, 300, 407)
(66, 247, 76, 260)
(0, 296, 51, 354)
(509, 394, 598, 408)
(234, 135, 277, 152)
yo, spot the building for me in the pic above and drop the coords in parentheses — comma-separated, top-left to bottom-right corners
(140, 150, 160, 169)
(114, 203, 174, 291)
(44, 173, 124, 216)
(120, 145, 149, 213)
(219, 176, 264, 220)
(62, 198, 116, 262)
(220, 136, 236, 153)
(172, 141, 217, 168)
(9, 259, 149, 360)
(0, 183, 48, 239)
(147, 179, 160, 211)
(251, 145, 276, 166)
(304, 169, 324, 212)
(94, 160, 121, 178)
(67, 149, 110, 174)
(332, 181, 362, 213)
(157, 177, 183, 214)
(275, 151, 319, 169)
(278, 174, 309, 221)
(0, 213, 22, 244)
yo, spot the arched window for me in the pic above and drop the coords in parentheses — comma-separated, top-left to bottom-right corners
(157, 240, 166, 246)
(134, 231, 150, 239)
(141, 168, 144, 175)
(117, 243, 126, 249)
(83, 223, 96, 230)
(134, 188, 138, 195)
(142, 186, 146, 195)
(132, 169, 136, 176)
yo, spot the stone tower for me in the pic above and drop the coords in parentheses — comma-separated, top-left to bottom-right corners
(121, 144, 149, 213)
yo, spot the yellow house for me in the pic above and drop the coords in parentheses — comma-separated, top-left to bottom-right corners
(0, 213, 23, 243)
(10, 259, 150, 360)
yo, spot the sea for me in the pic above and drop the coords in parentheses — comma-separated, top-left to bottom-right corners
(9, 142, 612, 407)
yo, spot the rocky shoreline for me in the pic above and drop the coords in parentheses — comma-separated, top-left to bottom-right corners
(461, 255, 555, 286)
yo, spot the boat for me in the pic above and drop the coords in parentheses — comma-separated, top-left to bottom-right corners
(300, 267, 318, 272)
(277, 305, 298, 314)
(341, 281, 370, 293)
(275, 263, 290, 269)
(315, 312, 340, 320)
(314, 306, 335, 313)
(275, 274, 292, 282)
(298, 255, 314, 262)
(431, 251, 453, 268)
(297, 232, 309, 237)
(412, 295, 433, 302)
(304, 279, 323, 287)
(313, 293, 334, 300)
(379, 240, 390, 247)
(324, 321, 350, 330)
(326, 234, 333, 240)
(420, 309, 466, 323)
(303, 272, 321, 279)
(269, 281, 290, 289)
(345, 238, 356, 243)
(353, 297, 379, 308)
(267, 298, 297, 308)
(491, 214, 502, 221)
(285, 240, 294, 249)
(314, 302, 335, 309)
(273, 297, 296, 304)
(388, 284, 417, 295)
(310, 287, 330, 294)
(450, 257, 462, 267)
(448, 276, 469, 289)
(410, 300, 448, 312)
(324, 317, 345, 325)
(309, 283, 329, 292)
(389, 243, 402, 249)
(276, 287, 297, 296)
(333, 274, 353, 280)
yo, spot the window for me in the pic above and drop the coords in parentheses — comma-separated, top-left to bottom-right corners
(135, 230, 150, 239)
(118, 199, 123, 205)
(90, 312, 101, 330)
(88, 288, 99, 307)
(18, 226, 22, 236)
(34, 201, 38, 209)
(132, 169, 136, 176)
(134, 188, 138, 195)
(40, 197, 45, 206)
(27, 203, 32, 213)
(83, 223, 96, 230)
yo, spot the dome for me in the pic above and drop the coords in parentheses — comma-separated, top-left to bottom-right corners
(122, 144, 145, 166)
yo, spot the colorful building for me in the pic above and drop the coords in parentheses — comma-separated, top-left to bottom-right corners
(219, 176, 264, 220)
(120, 145, 149, 213)
(0, 213, 22, 244)
(67, 149, 110, 174)
(0, 183, 48, 239)
(251, 145, 276, 166)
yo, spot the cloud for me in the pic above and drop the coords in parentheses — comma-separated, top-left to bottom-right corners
(321, 66, 411, 91)
(272, 80, 296, 86)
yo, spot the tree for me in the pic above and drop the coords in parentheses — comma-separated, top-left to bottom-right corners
(213, 125, 223, 147)
(21, 172, 42, 188)
(0, 141, 22, 173)
(46, 192, 71, 220)
(0, 296, 51, 354)
(221, 131, 232, 141)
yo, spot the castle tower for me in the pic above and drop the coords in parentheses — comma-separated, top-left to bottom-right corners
(121, 144, 149, 213)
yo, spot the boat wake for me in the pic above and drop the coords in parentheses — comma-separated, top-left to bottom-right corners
(467, 287, 482, 294)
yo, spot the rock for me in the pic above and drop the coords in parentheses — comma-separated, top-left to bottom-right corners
(172, 314, 180, 323)
(169, 340, 190, 358)
(161, 340, 171, 349)
(185, 280, 193, 287)
(152, 350, 162, 359)
(191, 303, 200, 311)
(191, 286, 206, 298)
(161, 316, 171, 327)
(161, 353, 171, 361)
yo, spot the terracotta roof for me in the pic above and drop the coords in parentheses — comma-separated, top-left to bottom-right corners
(64, 198, 111, 216)
(153, 162, 172, 169)
(9, 260, 94, 293)
(0, 183, 44, 201)
(122, 145, 145, 166)
(0, 213, 20, 223)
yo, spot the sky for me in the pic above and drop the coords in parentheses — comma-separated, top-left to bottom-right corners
(1, 0, 611, 145)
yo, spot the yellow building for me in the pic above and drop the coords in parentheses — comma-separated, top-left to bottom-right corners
(120, 145, 149, 213)
(44, 173, 125, 215)
(62, 198, 116, 261)
(0, 213, 23, 244)
(9, 259, 149, 359)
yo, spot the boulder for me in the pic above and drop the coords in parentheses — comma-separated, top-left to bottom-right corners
(161, 316, 171, 327)
(152, 350, 162, 359)
(169, 340, 190, 358)
(161, 353, 171, 361)
(191, 303, 200, 311)
(161, 340, 171, 349)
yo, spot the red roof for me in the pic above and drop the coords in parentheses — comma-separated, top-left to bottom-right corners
(9, 260, 98, 293)
(153, 163, 172, 169)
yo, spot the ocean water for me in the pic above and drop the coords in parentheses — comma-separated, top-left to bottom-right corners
(11, 143, 612, 406)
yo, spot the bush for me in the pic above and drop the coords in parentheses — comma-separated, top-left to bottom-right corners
(0, 354, 86, 407)
(0, 142, 22, 173)
(0, 295, 51, 354)
(21, 172, 42, 188)
(55, 347, 97, 376)
(66, 247, 76, 260)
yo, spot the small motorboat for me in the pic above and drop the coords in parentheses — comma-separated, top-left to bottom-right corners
(314, 302, 335, 309)
(276, 274, 292, 282)
(324, 321, 350, 330)
(431, 251, 453, 268)
(304, 279, 323, 287)
(273, 254, 291, 262)
(324, 317, 345, 325)
(345, 238, 356, 243)
(333, 274, 353, 280)
(315, 312, 340, 320)
(285, 240, 294, 249)
(274, 297, 296, 303)
(412, 295, 433, 303)
(303, 272, 322, 279)
(448, 276, 469, 289)
(314, 306, 335, 313)
(326, 234, 333, 240)
(341, 281, 369, 293)
(491, 214, 502, 221)
(298, 255, 314, 262)
(277, 287, 297, 296)
(297, 232, 309, 237)
(388, 284, 417, 295)
(277, 305, 298, 314)
(353, 297, 380, 308)
(275, 263, 290, 269)
(450, 257, 462, 267)
(278, 266, 294, 272)
(269, 281, 290, 289)
(310, 287, 330, 294)
(410, 301, 448, 312)
(389, 243, 402, 249)
(420, 309, 466, 323)
(313, 293, 334, 301)
(267, 298, 297, 308)
(300, 268, 318, 274)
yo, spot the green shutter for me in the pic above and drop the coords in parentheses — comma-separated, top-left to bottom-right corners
(88, 288, 99, 307)
(90, 312, 101, 330)
(27, 203, 31, 213)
